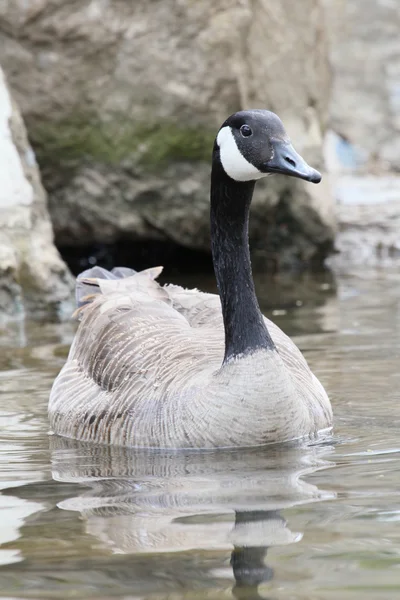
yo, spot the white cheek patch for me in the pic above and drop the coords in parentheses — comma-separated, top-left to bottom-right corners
(216, 126, 266, 182)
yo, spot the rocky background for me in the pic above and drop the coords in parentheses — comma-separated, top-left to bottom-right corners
(0, 0, 398, 318)
(0, 67, 73, 319)
(323, 0, 400, 268)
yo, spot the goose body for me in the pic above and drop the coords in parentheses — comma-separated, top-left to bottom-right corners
(49, 110, 332, 448)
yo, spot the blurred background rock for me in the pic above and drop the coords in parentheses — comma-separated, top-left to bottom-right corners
(323, 0, 400, 269)
(0, 66, 73, 320)
(0, 0, 399, 319)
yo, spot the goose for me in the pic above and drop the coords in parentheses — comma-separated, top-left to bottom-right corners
(49, 109, 333, 448)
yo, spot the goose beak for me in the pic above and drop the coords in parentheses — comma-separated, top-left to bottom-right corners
(265, 140, 322, 183)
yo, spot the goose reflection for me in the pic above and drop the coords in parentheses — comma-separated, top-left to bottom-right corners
(50, 438, 335, 598)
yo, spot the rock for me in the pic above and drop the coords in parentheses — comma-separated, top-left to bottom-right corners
(0, 0, 335, 271)
(0, 67, 73, 320)
(325, 174, 400, 269)
(323, 0, 400, 267)
(324, 0, 400, 172)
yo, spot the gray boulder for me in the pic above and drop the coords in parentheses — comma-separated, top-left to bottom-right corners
(0, 67, 73, 320)
(0, 0, 335, 271)
(324, 0, 400, 172)
(323, 0, 400, 267)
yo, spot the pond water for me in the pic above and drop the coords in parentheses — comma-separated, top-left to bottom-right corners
(0, 269, 400, 599)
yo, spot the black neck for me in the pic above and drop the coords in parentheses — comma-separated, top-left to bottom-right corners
(210, 158, 275, 362)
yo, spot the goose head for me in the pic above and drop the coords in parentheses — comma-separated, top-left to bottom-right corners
(215, 109, 321, 184)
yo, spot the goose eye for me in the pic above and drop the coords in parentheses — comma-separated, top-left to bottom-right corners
(240, 124, 253, 137)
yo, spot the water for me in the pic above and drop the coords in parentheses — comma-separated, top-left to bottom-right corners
(1, 269, 400, 599)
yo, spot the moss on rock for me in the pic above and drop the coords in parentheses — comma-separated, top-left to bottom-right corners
(29, 114, 216, 171)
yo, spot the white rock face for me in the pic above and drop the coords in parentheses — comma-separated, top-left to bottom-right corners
(0, 67, 73, 319)
(0, 79, 33, 212)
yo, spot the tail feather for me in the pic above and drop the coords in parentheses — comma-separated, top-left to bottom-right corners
(74, 265, 164, 317)
(111, 267, 138, 279)
(75, 266, 137, 309)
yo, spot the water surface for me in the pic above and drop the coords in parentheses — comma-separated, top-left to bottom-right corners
(0, 270, 400, 599)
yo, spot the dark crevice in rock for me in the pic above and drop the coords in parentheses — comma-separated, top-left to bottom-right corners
(57, 201, 333, 289)
(58, 239, 214, 279)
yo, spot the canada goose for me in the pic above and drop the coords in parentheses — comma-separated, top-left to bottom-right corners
(49, 109, 332, 448)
